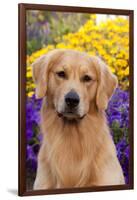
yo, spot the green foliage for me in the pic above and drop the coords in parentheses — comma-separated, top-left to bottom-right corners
(26, 10, 90, 54)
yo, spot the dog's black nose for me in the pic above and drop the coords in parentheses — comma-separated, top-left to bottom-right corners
(65, 91, 80, 108)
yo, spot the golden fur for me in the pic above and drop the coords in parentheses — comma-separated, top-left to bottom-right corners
(32, 49, 125, 189)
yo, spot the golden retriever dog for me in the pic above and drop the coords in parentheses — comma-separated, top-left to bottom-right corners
(32, 49, 125, 190)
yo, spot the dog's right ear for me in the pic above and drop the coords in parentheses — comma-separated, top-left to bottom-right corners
(32, 55, 49, 99)
(32, 49, 65, 99)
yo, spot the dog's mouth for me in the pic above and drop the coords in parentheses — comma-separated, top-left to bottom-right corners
(57, 111, 86, 121)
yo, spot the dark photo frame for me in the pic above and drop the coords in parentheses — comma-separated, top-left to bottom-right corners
(18, 3, 134, 196)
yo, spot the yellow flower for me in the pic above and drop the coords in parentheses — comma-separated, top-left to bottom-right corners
(26, 70, 32, 78)
(124, 67, 129, 76)
(28, 91, 34, 97)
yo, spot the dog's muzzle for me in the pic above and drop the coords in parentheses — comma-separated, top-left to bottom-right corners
(57, 90, 85, 120)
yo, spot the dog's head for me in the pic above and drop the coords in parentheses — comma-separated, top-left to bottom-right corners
(32, 49, 117, 120)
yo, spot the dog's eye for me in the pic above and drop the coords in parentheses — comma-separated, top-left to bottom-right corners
(56, 71, 66, 79)
(82, 75, 92, 82)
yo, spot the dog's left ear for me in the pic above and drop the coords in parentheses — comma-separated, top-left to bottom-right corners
(92, 56, 118, 110)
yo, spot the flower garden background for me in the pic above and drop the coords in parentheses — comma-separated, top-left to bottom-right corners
(26, 11, 129, 189)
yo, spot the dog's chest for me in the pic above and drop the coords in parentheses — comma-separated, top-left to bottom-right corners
(48, 134, 92, 187)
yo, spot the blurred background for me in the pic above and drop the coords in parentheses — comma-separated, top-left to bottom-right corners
(26, 11, 91, 55)
(26, 11, 129, 190)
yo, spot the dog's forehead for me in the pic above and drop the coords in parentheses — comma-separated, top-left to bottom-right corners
(56, 51, 92, 69)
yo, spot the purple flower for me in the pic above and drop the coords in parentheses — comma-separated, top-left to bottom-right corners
(106, 88, 129, 183)
(26, 95, 42, 173)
